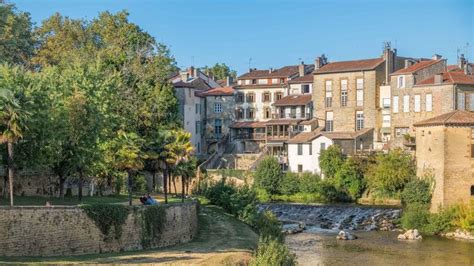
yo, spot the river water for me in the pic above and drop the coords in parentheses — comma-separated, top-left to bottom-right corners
(260, 203, 474, 266)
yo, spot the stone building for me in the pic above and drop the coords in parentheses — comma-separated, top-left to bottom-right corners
(390, 55, 474, 148)
(231, 62, 314, 152)
(413, 110, 474, 212)
(170, 67, 220, 155)
(197, 86, 236, 153)
(313, 45, 411, 149)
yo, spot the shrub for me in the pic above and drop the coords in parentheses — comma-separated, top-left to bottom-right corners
(319, 145, 344, 179)
(133, 174, 147, 193)
(202, 178, 237, 213)
(280, 172, 300, 195)
(254, 156, 283, 196)
(141, 205, 167, 248)
(253, 210, 283, 242)
(250, 237, 297, 266)
(298, 172, 321, 194)
(452, 201, 474, 233)
(81, 204, 129, 240)
(400, 203, 430, 230)
(333, 157, 364, 200)
(424, 207, 456, 234)
(366, 149, 415, 197)
(317, 179, 347, 202)
(255, 188, 271, 203)
(401, 178, 432, 206)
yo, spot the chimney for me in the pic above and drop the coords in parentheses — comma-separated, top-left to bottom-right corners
(314, 54, 327, 70)
(383, 42, 396, 84)
(432, 54, 442, 60)
(180, 71, 189, 82)
(226, 76, 233, 86)
(458, 53, 467, 72)
(269, 68, 274, 73)
(298, 61, 305, 77)
(249, 68, 253, 72)
(404, 59, 414, 68)
(434, 73, 443, 84)
(188, 66, 195, 78)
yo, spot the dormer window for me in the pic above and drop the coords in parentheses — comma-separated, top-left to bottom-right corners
(398, 76, 405, 88)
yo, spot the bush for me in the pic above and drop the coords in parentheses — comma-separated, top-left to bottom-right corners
(317, 179, 347, 202)
(424, 207, 456, 234)
(254, 156, 283, 196)
(319, 145, 344, 179)
(255, 188, 271, 203)
(133, 174, 147, 193)
(279, 172, 300, 195)
(253, 210, 283, 242)
(333, 157, 364, 200)
(401, 178, 432, 206)
(250, 237, 297, 266)
(400, 203, 430, 230)
(366, 149, 415, 197)
(298, 172, 321, 194)
(452, 201, 474, 233)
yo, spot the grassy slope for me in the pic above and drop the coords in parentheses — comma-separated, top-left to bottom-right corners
(0, 205, 258, 265)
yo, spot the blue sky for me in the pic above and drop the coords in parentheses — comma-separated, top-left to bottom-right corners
(13, 0, 474, 75)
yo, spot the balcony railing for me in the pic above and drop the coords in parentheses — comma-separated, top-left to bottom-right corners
(272, 113, 311, 119)
(234, 132, 266, 140)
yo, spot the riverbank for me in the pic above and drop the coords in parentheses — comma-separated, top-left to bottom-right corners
(0, 205, 258, 264)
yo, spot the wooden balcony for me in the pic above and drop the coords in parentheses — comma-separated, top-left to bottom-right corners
(234, 132, 266, 140)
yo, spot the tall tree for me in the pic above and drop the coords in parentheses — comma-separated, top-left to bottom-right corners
(201, 63, 237, 80)
(0, 4, 35, 66)
(165, 130, 194, 200)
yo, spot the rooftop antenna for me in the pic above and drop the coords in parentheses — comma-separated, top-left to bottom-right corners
(248, 58, 252, 69)
(465, 42, 470, 61)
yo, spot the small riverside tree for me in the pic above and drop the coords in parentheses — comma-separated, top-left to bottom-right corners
(319, 145, 344, 179)
(254, 156, 283, 196)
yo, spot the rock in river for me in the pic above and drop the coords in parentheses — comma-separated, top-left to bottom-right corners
(282, 222, 306, 234)
(398, 229, 422, 240)
(337, 230, 358, 240)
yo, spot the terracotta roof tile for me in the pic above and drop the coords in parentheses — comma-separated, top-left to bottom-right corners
(321, 128, 373, 140)
(238, 65, 313, 79)
(391, 60, 442, 75)
(314, 58, 384, 74)
(413, 110, 474, 127)
(230, 121, 266, 128)
(273, 94, 312, 106)
(196, 86, 235, 96)
(288, 74, 313, 83)
(287, 127, 324, 144)
(416, 71, 474, 86)
(265, 119, 303, 125)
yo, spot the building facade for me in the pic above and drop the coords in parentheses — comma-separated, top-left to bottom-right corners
(414, 110, 474, 212)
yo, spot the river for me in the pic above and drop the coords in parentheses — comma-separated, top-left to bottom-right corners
(260, 203, 474, 266)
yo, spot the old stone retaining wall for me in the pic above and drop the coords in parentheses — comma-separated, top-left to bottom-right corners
(0, 201, 198, 257)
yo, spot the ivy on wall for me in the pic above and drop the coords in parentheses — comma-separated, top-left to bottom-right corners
(141, 205, 166, 248)
(81, 204, 130, 240)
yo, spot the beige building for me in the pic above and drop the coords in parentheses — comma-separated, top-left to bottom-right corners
(313, 46, 410, 149)
(390, 54, 474, 148)
(413, 110, 474, 212)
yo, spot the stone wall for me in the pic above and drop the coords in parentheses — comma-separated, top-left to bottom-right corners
(0, 202, 198, 257)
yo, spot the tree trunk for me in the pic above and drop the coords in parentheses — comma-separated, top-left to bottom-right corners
(127, 170, 133, 206)
(168, 173, 172, 195)
(173, 176, 177, 197)
(152, 171, 156, 192)
(59, 175, 65, 200)
(78, 171, 83, 202)
(181, 175, 185, 203)
(7, 141, 14, 206)
(163, 166, 168, 204)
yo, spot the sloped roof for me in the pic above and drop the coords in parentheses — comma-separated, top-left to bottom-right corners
(196, 86, 235, 96)
(391, 60, 442, 75)
(265, 119, 303, 126)
(238, 65, 313, 79)
(288, 74, 313, 83)
(322, 128, 374, 140)
(314, 58, 384, 74)
(273, 94, 312, 106)
(230, 121, 266, 128)
(416, 71, 474, 86)
(413, 110, 474, 127)
(173, 78, 212, 91)
(287, 127, 324, 144)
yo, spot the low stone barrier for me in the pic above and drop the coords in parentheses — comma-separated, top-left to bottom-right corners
(0, 201, 198, 257)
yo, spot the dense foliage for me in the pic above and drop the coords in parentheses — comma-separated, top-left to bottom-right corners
(141, 205, 167, 248)
(81, 204, 130, 240)
(253, 156, 283, 196)
(250, 237, 297, 266)
(319, 145, 344, 179)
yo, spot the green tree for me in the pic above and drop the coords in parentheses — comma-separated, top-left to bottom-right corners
(0, 4, 35, 66)
(319, 145, 344, 179)
(175, 157, 197, 202)
(366, 149, 416, 197)
(201, 63, 237, 80)
(254, 156, 283, 196)
(334, 157, 364, 200)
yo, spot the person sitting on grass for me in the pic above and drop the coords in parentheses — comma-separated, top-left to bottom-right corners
(139, 195, 148, 205)
(145, 194, 158, 205)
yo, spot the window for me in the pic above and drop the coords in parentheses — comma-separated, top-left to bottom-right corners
(395, 127, 409, 137)
(383, 114, 390, 125)
(236, 92, 244, 103)
(264, 107, 271, 119)
(325, 80, 332, 108)
(257, 79, 268, 85)
(302, 84, 310, 94)
(195, 103, 200, 114)
(214, 103, 222, 113)
(238, 80, 243, 85)
(393, 96, 399, 113)
(309, 144, 312, 155)
(297, 144, 303, 155)
(272, 78, 279, 84)
(195, 121, 200, 134)
(275, 92, 283, 101)
(263, 91, 271, 102)
(403, 95, 410, 113)
(383, 98, 391, 108)
(247, 108, 255, 119)
(356, 78, 364, 107)
(325, 111, 333, 132)
(197, 142, 201, 154)
(458, 92, 466, 110)
(320, 143, 326, 151)
(214, 119, 222, 138)
(251, 79, 257, 84)
(471, 185, 474, 196)
(414, 95, 421, 112)
(236, 108, 244, 119)
(297, 165, 303, 173)
(290, 106, 297, 118)
(470, 94, 474, 111)
(340, 80, 348, 107)
(246, 92, 255, 103)
(356, 111, 364, 131)
(397, 76, 405, 88)
(280, 78, 285, 84)
(245, 80, 251, 85)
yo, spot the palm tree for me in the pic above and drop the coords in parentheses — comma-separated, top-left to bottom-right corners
(165, 130, 194, 201)
(0, 89, 28, 206)
(176, 157, 197, 202)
